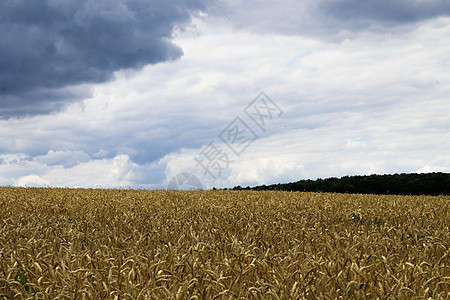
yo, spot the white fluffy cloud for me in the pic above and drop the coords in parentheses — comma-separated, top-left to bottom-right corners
(0, 153, 170, 188)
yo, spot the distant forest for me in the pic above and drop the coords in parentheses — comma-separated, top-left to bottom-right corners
(230, 172, 450, 196)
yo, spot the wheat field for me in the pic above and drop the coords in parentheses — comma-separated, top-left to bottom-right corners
(0, 187, 448, 299)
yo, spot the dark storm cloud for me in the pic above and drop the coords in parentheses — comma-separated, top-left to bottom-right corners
(0, 0, 209, 118)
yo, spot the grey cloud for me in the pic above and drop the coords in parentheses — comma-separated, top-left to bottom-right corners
(213, 0, 450, 38)
(0, 0, 210, 118)
(322, 0, 450, 24)
(33, 150, 91, 168)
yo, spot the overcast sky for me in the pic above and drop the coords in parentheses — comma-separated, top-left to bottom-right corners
(1, 0, 450, 189)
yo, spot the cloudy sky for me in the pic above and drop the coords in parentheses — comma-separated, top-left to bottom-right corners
(1, 0, 450, 189)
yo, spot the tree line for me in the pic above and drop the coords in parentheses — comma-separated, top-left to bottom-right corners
(230, 172, 450, 196)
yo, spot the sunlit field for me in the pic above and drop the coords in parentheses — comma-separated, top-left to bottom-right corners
(0, 187, 448, 299)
